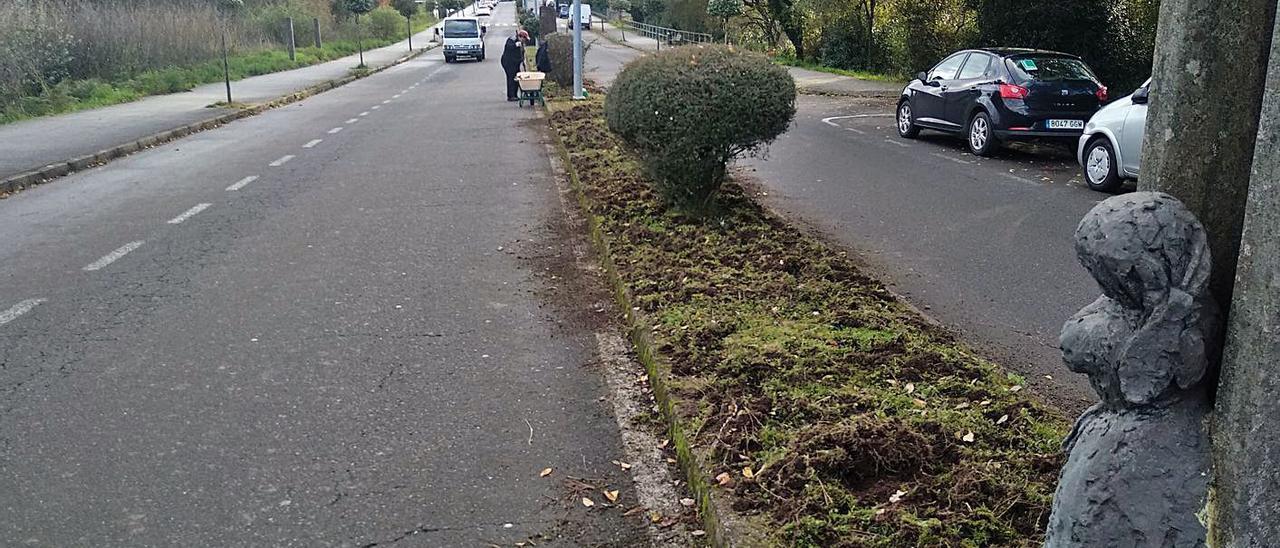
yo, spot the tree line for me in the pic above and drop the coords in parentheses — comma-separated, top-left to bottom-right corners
(628, 0, 1160, 93)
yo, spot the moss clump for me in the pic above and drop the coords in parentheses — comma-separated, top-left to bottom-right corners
(548, 97, 1067, 547)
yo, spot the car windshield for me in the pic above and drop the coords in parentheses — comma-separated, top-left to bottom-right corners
(1006, 56, 1097, 83)
(443, 20, 479, 38)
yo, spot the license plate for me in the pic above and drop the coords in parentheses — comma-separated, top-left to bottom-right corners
(1047, 119, 1085, 130)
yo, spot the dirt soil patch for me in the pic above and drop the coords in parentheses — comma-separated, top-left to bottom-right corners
(546, 96, 1068, 547)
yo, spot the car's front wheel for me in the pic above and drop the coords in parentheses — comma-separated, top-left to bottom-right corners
(896, 101, 920, 139)
(1083, 137, 1123, 192)
(967, 112, 999, 156)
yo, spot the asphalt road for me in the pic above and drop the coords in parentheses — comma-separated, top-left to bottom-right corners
(745, 95, 1114, 410)
(0, 4, 647, 546)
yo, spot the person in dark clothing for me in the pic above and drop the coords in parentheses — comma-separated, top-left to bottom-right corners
(535, 38, 552, 74)
(501, 30, 529, 101)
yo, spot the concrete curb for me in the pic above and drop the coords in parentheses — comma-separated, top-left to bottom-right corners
(0, 43, 438, 199)
(546, 108, 769, 548)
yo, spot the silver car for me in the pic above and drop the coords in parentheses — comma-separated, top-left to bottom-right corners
(1078, 78, 1150, 192)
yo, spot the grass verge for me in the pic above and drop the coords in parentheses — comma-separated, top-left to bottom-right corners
(0, 14, 435, 126)
(773, 54, 901, 83)
(546, 92, 1068, 547)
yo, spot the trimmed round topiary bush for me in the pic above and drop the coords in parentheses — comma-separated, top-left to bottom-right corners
(605, 44, 795, 210)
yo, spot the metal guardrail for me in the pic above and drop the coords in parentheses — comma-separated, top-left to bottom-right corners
(618, 19, 712, 48)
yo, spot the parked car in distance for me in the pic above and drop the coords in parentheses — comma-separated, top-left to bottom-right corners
(441, 17, 485, 63)
(1078, 78, 1150, 192)
(558, 4, 569, 18)
(897, 48, 1108, 157)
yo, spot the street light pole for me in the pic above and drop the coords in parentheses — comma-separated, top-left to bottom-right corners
(572, 0, 583, 99)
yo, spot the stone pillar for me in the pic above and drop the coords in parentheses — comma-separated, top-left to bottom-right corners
(1209, 12, 1280, 546)
(1139, 0, 1276, 305)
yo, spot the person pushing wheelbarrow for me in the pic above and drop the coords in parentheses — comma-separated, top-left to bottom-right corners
(501, 29, 529, 101)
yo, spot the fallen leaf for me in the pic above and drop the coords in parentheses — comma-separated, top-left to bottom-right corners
(649, 511, 663, 523)
(539, 467, 553, 477)
(604, 489, 619, 503)
(581, 497, 596, 508)
(979, 399, 992, 406)
(911, 398, 927, 408)
(742, 466, 755, 479)
(622, 506, 646, 517)
(889, 489, 907, 503)
(680, 497, 695, 507)
(1009, 385, 1023, 393)
(658, 439, 670, 449)
(997, 414, 1009, 425)
(905, 382, 916, 394)
(620, 462, 632, 470)
(715, 472, 732, 486)
(691, 530, 706, 537)
(875, 508, 887, 516)
(962, 431, 976, 443)
(954, 402, 970, 410)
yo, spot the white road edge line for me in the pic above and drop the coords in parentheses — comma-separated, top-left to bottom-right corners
(884, 139, 911, 148)
(845, 127, 867, 135)
(328, 127, 344, 134)
(303, 139, 323, 148)
(930, 152, 973, 165)
(167, 203, 212, 225)
(226, 175, 258, 191)
(84, 241, 144, 272)
(0, 299, 46, 327)
(822, 114, 893, 126)
(269, 154, 295, 166)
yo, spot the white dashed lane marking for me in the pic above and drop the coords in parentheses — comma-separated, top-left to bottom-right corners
(345, 118, 358, 124)
(360, 111, 370, 116)
(381, 100, 391, 104)
(167, 203, 212, 225)
(0, 299, 46, 327)
(372, 105, 381, 110)
(303, 139, 323, 148)
(226, 175, 258, 191)
(328, 127, 344, 134)
(269, 155, 295, 166)
(84, 241, 144, 272)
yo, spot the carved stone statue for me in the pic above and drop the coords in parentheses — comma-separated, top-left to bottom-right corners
(1045, 192, 1219, 548)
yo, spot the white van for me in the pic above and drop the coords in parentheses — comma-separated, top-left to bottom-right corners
(441, 17, 485, 63)
(566, 4, 591, 29)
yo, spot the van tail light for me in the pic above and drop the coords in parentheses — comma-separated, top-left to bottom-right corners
(999, 83, 1029, 100)
(1096, 85, 1109, 102)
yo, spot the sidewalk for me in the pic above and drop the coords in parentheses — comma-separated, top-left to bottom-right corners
(0, 27, 440, 186)
(584, 17, 903, 97)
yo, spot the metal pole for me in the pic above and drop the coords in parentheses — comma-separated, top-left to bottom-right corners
(357, 14, 365, 67)
(221, 26, 232, 104)
(407, 16, 413, 51)
(287, 17, 296, 61)
(572, 0, 583, 98)
(314, 17, 322, 48)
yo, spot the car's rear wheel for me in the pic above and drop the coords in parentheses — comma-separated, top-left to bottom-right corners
(1083, 137, 1123, 192)
(896, 101, 920, 139)
(967, 112, 998, 156)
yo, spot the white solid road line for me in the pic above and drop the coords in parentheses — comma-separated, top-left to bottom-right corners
(345, 118, 358, 124)
(269, 155, 295, 166)
(226, 175, 258, 191)
(167, 203, 212, 225)
(328, 127, 344, 134)
(0, 299, 46, 327)
(303, 139, 323, 148)
(84, 241, 144, 271)
(821, 114, 893, 127)
(930, 152, 974, 165)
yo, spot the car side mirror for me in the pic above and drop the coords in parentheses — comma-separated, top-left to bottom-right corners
(916, 71, 928, 83)
(1131, 87, 1149, 105)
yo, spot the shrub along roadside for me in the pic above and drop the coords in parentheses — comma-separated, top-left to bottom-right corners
(547, 95, 1067, 546)
(0, 12, 436, 126)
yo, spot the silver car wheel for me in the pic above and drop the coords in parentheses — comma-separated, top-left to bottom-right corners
(1087, 144, 1112, 184)
(969, 116, 988, 151)
(898, 104, 912, 134)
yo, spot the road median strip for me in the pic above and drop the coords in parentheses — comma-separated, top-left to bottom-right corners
(0, 43, 440, 199)
(544, 93, 1069, 546)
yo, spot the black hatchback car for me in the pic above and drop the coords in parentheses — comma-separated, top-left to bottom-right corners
(896, 48, 1107, 156)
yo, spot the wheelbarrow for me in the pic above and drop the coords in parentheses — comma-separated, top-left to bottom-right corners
(516, 71, 546, 108)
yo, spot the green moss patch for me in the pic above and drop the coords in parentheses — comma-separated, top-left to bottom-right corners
(547, 97, 1067, 547)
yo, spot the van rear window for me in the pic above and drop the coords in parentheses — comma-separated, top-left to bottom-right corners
(1006, 56, 1097, 83)
(443, 20, 479, 38)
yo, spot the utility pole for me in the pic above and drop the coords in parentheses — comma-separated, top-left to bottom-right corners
(287, 17, 297, 61)
(314, 17, 322, 48)
(221, 26, 233, 103)
(572, 0, 584, 99)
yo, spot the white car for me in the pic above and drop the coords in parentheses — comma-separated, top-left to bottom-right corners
(1078, 78, 1150, 192)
